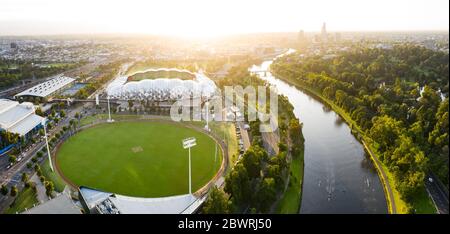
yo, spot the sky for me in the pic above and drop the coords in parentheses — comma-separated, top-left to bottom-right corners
(0, 0, 448, 37)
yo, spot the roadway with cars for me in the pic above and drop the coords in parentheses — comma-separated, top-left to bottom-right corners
(0, 62, 127, 213)
(425, 173, 449, 214)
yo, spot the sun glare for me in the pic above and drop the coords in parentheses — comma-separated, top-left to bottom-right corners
(0, 0, 448, 36)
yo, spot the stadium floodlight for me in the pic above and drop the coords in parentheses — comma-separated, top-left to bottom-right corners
(182, 137, 197, 194)
(95, 94, 99, 106)
(107, 95, 114, 123)
(204, 101, 210, 132)
(42, 119, 54, 172)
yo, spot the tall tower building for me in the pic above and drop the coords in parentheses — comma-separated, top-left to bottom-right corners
(298, 30, 305, 42)
(321, 22, 327, 43)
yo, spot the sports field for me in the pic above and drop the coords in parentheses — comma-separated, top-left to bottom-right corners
(56, 121, 222, 198)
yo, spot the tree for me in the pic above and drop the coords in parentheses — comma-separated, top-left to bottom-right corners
(21, 173, 29, 183)
(396, 171, 426, 202)
(8, 155, 16, 164)
(44, 181, 54, 197)
(35, 107, 43, 116)
(391, 135, 428, 180)
(242, 146, 266, 179)
(224, 163, 251, 207)
(256, 178, 277, 213)
(10, 186, 18, 197)
(416, 86, 441, 133)
(369, 115, 404, 155)
(202, 186, 231, 214)
(1, 185, 8, 196)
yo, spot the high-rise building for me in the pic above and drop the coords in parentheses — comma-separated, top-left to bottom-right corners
(10, 42, 17, 49)
(298, 30, 305, 42)
(321, 22, 328, 43)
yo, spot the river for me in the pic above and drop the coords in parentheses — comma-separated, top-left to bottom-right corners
(250, 55, 388, 214)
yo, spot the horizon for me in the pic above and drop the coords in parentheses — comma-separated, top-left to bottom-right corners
(0, 0, 448, 37)
(0, 30, 449, 40)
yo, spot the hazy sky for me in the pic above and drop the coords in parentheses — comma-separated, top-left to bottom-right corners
(0, 0, 448, 37)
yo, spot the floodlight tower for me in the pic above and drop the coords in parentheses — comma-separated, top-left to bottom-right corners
(182, 137, 197, 194)
(42, 119, 54, 172)
(107, 95, 114, 123)
(204, 101, 210, 132)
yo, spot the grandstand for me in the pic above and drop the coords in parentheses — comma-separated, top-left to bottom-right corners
(15, 75, 75, 101)
(0, 99, 44, 138)
(79, 187, 205, 214)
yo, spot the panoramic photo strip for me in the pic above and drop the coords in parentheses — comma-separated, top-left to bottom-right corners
(0, 0, 448, 231)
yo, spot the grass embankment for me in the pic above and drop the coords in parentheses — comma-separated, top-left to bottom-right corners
(4, 187, 38, 214)
(41, 158, 66, 192)
(128, 70, 195, 81)
(79, 114, 139, 126)
(274, 74, 436, 214)
(276, 150, 304, 213)
(188, 121, 239, 169)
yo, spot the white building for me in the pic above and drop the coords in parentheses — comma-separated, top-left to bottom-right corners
(0, 99, 44, 137)
(107, 68, 217, 101)
(15, 75, 75, 100)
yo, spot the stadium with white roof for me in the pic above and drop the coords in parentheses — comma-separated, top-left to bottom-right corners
(106, 68, 217, 101)
(0, 99, 44, 137)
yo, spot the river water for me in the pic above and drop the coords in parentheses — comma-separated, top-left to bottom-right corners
(250, 58, 388, 214)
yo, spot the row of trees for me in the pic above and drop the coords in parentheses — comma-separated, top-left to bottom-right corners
(203, 59, 304, 213)
(271, 44, 448, 212)
(73, 60, 126, 99)
(0, 59, 81, 89)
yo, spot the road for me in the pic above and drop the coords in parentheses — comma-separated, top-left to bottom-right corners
(0, 102, 87, 212)
(0, 59, 108, 98)
(425, 173, 449, 214)
(0, 61, 128, 212)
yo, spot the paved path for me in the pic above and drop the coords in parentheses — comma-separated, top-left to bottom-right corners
(362, 141, 397, 214)
(30, 174, 49, 204)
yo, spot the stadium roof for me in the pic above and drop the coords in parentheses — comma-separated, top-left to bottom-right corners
(79, 187, 203, 214)
(22, 194, 81, 214)
(0, 99, 44, 136)
(106, 69, 216, 101)
(15, 75, 75, 98)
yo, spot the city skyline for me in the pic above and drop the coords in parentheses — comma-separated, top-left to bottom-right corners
(0, 0, 448, 37)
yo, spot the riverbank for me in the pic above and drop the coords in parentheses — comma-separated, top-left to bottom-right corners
(275, 149, 304, 213)
(271, 70, 436, 214)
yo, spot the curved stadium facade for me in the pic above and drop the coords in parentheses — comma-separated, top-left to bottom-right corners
(106, 68, 217, 101)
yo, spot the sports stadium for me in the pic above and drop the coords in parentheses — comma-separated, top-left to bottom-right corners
(106, 68, 217, 101)
(51, 69, 226, 214)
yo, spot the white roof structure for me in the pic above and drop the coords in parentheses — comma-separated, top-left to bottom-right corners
(107, 68, 217, 101)
(0, 99, 44, 136)
(22, 193, 81, 214)
(15, 75, 75, 98)
(79, 187, 203, 214)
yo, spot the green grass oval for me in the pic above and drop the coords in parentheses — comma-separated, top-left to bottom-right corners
(56, 121, 222, 198)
